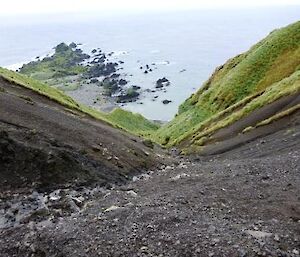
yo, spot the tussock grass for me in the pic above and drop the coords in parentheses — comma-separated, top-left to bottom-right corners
(190, 71, 300, 146)
(153, 21, 300, 147)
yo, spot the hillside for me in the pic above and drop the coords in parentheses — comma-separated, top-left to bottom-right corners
(0, 71, 164, 192)
(153, 21, 300, 153)
(0, 67, 159, 137)
(0, 21, 300, 257)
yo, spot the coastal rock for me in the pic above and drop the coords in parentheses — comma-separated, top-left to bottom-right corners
(116, 87, 140, 103)
(87, 62, 118, 78)
(110, 73, 120, 79)
(69, 42, 77, 48)
(162, 99, 172, 104)
(156, 77, 170, 88)
(90, 78, 98, 84)
(118, 79, 128, 86)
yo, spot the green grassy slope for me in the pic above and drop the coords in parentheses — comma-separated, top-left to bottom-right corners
(153, 21, 300, 147)
(19, 42, 88, 81)
(0, 67, 159, 136)
(2, 21, 299, 150)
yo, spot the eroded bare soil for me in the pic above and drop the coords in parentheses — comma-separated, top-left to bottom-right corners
(1, 114, 299, 256)
(0, 78, 164, 192)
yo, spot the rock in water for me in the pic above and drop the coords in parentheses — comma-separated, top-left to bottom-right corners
(156, 77, 170, 88)
(162, 100, 172, 104)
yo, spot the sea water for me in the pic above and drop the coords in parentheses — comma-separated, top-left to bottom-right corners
(0, 6, 299, 120)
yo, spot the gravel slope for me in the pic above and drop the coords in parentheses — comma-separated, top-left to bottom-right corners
(0, 111, 299, 257)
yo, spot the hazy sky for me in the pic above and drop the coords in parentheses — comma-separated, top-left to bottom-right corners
(1, 0, 299, 15)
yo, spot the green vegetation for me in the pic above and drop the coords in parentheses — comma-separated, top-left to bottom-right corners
(106, 109, 159, 136)
(0, 67, 159, 136)
(187, 71, 300, 151)
(2, 22, 300, 152)
(152, 21, 300, 149)
(1, 67, 81, 108)
(19, 43, 89, 82)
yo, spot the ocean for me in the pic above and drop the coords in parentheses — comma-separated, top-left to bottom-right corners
(0, 6, 299, 120)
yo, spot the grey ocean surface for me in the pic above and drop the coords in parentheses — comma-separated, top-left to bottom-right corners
(0, 7, 299, 120)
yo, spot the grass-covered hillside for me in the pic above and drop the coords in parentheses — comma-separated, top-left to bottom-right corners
(19, 42, 89, 82)
(0, 67, 159, 136)
(152, 21, 300, 149)
(18, 42, 141, 101)
(1, 22, 299, 152)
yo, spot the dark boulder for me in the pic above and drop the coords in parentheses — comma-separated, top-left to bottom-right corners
(87, 62, 118, 78)
(162, 99, 172, 104)
(69, 42, 77, 48)
(118, 79, 128, 86)
(90, 78, 98, 84)
(55, 43, 69, 53)
(156, 77, 170, 88)
(116, 88, 140, 103)
(110, 73, 120, 79)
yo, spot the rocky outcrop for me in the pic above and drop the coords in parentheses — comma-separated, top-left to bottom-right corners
(162, 99, 172, 104)
(156, 77, 170, 88)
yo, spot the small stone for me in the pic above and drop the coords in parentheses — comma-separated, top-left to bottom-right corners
(104, 206, 122, 212)
(292, 249, 299, 255)
(140, 246, 148, 252)
(127, 190, 138, 197)
(245, 230, 272, 239)
(212, 238, 220, 244)
(170, 173, 190, 181)
(162, 99, 172, 104)
(92, 145, 101, 152)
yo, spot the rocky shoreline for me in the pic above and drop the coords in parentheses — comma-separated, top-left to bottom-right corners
(18, 42, 176, 114)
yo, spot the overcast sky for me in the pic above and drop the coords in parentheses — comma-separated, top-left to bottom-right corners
(1, 0, 299, 15)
